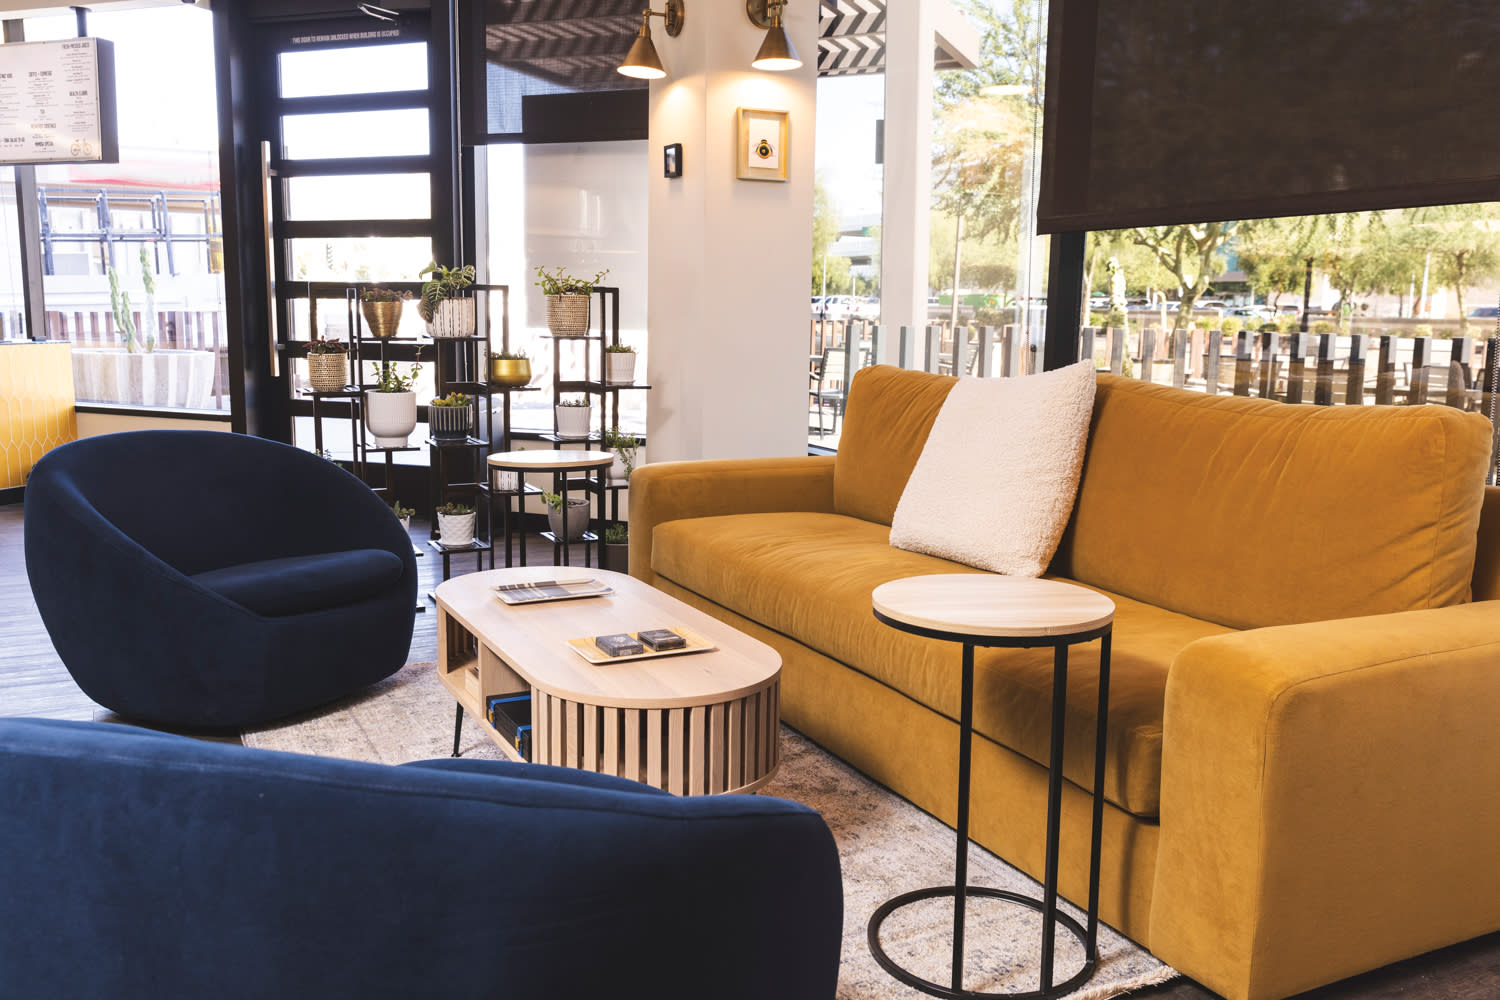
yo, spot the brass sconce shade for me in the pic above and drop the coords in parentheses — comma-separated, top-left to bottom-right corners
(618, 0, 685, 80)
(746, 0, 801, 71)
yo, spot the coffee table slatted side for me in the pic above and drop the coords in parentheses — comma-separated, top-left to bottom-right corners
(433, 568, 782, 795)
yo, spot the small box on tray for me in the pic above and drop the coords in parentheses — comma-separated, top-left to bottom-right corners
(637, 628, 686, 651)
(594, 633, 644, 657)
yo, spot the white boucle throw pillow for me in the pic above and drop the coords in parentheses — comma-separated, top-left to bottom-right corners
(889, 359, 1096, 576)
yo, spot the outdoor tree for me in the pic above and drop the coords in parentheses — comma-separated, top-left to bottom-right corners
(1401, 204, 1500, 334)
(934, 0, 1045, 107)
(1235, 217, 1324, 313)
(1125, 222, 1239, 334)
(811, 174, 853, 295)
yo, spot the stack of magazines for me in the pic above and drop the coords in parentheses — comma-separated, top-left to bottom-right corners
(493, 578, 614, 605)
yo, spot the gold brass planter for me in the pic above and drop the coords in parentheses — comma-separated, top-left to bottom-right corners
(490, 357, 532, 386)
(361, 300, 404, 340)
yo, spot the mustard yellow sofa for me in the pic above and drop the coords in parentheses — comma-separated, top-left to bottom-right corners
(629, 366, 1500, 1000)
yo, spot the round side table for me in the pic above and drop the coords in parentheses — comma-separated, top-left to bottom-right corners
(868, 574, 1115, 999)
(486, 450, 613, 568)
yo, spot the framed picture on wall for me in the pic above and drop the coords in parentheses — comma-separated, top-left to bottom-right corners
(736, 107, 788, 182)
(664, 142, 682, 178)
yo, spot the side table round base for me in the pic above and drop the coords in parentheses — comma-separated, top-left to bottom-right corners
(868, 886, 1097, 1000)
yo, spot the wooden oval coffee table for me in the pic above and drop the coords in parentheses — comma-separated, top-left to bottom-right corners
(434, 567, 781, 795)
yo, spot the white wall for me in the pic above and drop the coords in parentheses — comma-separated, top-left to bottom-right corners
(645, 2, 818, 463)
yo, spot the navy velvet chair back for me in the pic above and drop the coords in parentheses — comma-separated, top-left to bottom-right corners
(24, 431, 418, 728)
(0, 718, 844, 999)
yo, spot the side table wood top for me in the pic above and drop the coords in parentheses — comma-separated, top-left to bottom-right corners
(486, 449, 613, 471)
(872, 574, 1115, 639)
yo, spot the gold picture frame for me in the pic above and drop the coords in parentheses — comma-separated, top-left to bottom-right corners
(736, 107, 789, 182)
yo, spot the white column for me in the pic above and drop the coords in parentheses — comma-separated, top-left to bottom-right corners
(645, 1, 818, 463)
(879, 0, 934, 356)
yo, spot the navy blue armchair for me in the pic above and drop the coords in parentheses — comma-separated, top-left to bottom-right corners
(0, 718, 844, 998)
(24, 430, 417, 728)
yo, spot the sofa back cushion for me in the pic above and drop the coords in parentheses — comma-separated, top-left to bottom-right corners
(834, 365, 957, 525)
(1052, 376, 1494, 630)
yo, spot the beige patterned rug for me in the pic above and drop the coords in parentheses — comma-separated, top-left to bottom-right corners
(245, 663, 1178, 1000)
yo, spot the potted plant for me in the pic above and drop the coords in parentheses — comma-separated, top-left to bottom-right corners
(604, 342, 637, 385)
(601, 427, 640, 482)
(434, 501, 476, 548)
(364, 356, 422, 448)
(360, 287, 412, 340)
(418, 262, 476, 339)
(541, 491, 591, 543)
(306, 338, 350, 393)
(428, 391, 473, 441)
(391, 500, 415, 533)
(554, 395, 594, 440)
(534, 265, 609, 337)
(601, 521, 629, 573)
(489, 348, 532, 387)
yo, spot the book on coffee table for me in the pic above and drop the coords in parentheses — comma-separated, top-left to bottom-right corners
(493, 578, 614, 605)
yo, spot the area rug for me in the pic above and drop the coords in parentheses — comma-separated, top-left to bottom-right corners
(244, 663, 1179, 999)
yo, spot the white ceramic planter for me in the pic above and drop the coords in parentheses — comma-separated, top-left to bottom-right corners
(364, 390, 417, 447)
(427, 298, 476, 339)
(436, 510, 476, 547)
(398, 515, 411, 533)
(605, 352, 637, 385)
(546, 497, 591, 542)
(555, 404, 593, 440)
(71, 348, 216, 408)
(610, 445, 641, 482)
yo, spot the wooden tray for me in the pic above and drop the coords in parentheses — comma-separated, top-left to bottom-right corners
(566, 626, 717, 665)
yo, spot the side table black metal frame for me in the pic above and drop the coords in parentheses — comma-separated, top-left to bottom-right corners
(867, 611, 1113, 999)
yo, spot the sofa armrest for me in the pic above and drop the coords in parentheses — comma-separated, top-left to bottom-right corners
(1151, 602, 1500, 1000)
(628, 456, 836, 585)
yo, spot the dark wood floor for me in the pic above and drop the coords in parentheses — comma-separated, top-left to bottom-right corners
(2, 501, 1497, 999)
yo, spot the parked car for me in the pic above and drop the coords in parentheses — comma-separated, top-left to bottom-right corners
(1226, 305, 1274, 321)
(810, 296, 824, 316)
(818, 295, 855, 322)
(1468, 306, 1498, 319)
(852, 297, 880, 321)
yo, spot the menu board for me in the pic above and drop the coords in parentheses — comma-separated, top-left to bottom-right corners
(0, 38, 119, 165)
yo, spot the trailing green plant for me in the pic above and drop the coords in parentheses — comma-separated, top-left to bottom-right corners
(533, 265, 609, 297)
(391, 501, 416, 519)
(436, 501, 474, 516)
(361, 287, 412, 303)
(556, 396, 592, 407)
(603, 522, 629, 545)
(417, 262, 475, 322)
(108, 251, 162, 354)
(306, 337, 348, 355)
(540, 491, 588, 510)
(430, 391, 471, 407)
(602, 428, 640, 480)
(489, 348, 528, 360)
(604, 342, 635, 354)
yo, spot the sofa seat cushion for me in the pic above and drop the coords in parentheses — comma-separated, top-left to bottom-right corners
(652, 511, 1235, 817)
(191, 549, 405, 617)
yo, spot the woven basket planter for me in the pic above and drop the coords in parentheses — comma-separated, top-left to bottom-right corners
(429, 403, 472, 441)
(426, 298, 476, 339)
(546, 294, 590, 337)
(307, 353, 349, 393)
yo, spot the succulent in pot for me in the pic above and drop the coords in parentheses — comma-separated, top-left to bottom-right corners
(535, 265, 609, 337)
(434, 501, 476, 548)
(418, 262, 476, 339)
(601, 521, 629, 573)
(391, 500, 416, 533)
(489, 348, 532, 387)
(360, 287, 412, 340)
(428, 390, 473, 441)
(604, 342, 637, 385)
(554, 395, 594, 440)
(306, 337, 350, 393)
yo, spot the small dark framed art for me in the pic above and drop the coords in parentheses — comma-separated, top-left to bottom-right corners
(663, 143, 683, 178)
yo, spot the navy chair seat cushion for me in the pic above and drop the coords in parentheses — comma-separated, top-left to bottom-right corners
(191, 549, 405, 617)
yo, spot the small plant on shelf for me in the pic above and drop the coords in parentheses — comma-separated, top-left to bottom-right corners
(429, 391, 473, 440)
(535, 266, 609, 337)
(602, 427, 640, 481)
(363, 350, 423, 448)
(391, 500, 416, 531)
(436, 501, 474, 515)
(490, 348, 528, 359)
(488, 347, 532, 386)
(554, 395, 594, 439)
(556, 396, 592, 407)
(533, 266, 610, 296)
(430, 391, 472, 407)
(601, 521, 629, 572)
(604, 341, 637, 384)
(360, 288, 412, 303)
(434, 501, 477, 549)
(416, 262, 476, 322)
(603, 522, 628, 545)
(306, 338, 350, 392)
(370, 358, 422, 393)
(540, 491, 590, 542)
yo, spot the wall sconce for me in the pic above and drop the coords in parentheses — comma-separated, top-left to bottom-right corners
(617, 0, 686, 80)
(746, 0, 801, 72)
